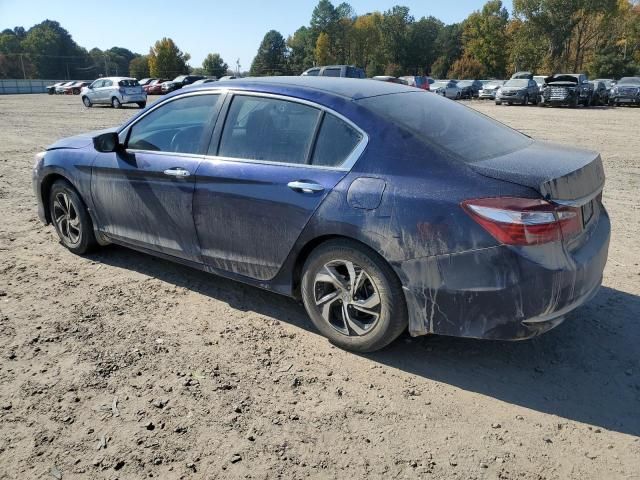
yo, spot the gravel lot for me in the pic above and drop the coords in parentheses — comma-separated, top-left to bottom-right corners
(0, 93, 638, 480)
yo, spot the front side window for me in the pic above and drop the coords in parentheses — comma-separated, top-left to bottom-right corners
(312, 114, 362, 167)
(305, 69, 320, 76)
(323, 68, 341, 77)
(91, 80, 103, 88)
(127, 94, 220, 154)
(103, 80, 113, 87)
(217, 95, 320, 164)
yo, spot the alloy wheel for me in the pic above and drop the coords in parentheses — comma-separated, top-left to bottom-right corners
(313, 259, 381, 337)
(52, 192, 81, 245)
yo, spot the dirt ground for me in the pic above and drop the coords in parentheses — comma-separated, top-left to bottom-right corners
(0, 93, 638, 480)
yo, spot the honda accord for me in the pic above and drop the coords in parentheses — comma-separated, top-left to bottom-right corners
(32, 77, 610, 352)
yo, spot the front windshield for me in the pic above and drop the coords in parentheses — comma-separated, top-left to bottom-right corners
(487, 81, 503, 87)
(619, 77, 640, 85)
(173, 76, 187, 82)
(433, 81, 448, 88)
(457, 81, 472, 87)
(504, 79, 527, 87)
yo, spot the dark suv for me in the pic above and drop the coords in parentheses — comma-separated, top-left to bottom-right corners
(161, 75, 206, 94)
(540, 74, 594, 107)
(301, 65, 366, 78)
(609, 77, 640, 106)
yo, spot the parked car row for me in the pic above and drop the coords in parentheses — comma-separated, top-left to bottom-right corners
(46, 81, 92, 95)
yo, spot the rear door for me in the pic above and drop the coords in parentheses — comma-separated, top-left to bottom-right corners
(194, 93, 367, 280)
(91, 92, 224, 261)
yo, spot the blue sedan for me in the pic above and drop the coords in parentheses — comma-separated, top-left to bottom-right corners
(32, 77, 610, 352)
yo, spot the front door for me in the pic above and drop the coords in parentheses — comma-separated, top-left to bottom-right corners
(91, 92, 224, 262)
(194, 93, 366, 280)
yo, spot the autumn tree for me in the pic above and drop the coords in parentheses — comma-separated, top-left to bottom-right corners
(463, 0, 510, 78)
(315, 32, 334, 65)
(202, 53, 228, 78)
(148, 38, 190, 78)
(448, 53, 487, 78)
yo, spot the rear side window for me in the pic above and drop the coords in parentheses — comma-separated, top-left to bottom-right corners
(218, 95, 320, 164)
(127, 94, 220, 154)
(312, 114, 362, 167)
(323, 68, 341, 77)
(119, 79, 139, 87)
(358, 91, 532, 162)
(103, 80, 113, 87)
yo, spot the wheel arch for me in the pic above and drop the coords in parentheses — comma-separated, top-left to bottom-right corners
(290, 233, 402, 299)
(40, 173, 76, 224)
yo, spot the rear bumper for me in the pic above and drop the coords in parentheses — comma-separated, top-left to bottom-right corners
(121, 94, 146, 103)
(398, 207, 610, 340)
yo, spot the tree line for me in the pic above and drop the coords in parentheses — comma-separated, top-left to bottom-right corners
(0, 20, 231, 80)
(250, 0, 640, 79)
(2, 2, 639, 81)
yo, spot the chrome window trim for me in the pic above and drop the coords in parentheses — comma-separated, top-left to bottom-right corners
(118, 89, 228, 142)
(118, 88, 369, 172)
(209, 90, 369, 172)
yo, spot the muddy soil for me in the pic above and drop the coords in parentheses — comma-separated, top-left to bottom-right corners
(0, 94, 638, 479)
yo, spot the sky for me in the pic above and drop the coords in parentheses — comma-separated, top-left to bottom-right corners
(0, 0, 513, 70)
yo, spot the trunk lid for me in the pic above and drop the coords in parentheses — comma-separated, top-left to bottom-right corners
(468, 141, 605, 203)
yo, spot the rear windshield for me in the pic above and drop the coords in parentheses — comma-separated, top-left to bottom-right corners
(118, 79, 139, 87)
(358, 91, 532, 162)
(504, 79, 527, 87)
(619, 77, 640, 85)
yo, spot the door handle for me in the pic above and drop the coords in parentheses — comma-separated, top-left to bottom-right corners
(163, 167, 190, 178)
(287, 181, 324, 194)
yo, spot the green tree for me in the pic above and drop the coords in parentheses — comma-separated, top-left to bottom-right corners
(406, 16, 445, 74)
(129, 55, 150, 79)
(463, 0, 510, 78)
(433, 23, 464, 77)
(20, 20, 91, 78)
(0, 28, 28, 78)
(288, 26, 315, 74)
(250, 30, 289, 76)
(379, 6, 414, 68)
(202, 53, 228, 78)
(148, 38, 190, 78)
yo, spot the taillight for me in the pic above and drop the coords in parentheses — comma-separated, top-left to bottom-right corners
(461, 197, 582, 246)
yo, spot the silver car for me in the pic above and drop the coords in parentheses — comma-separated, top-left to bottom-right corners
(81, 77, 147, 109)
(478, 80, 505, 99)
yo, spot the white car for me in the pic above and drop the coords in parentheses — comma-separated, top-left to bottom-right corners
(432, 80, 462, 99)
(478, 80, 505, 99)
(81, 77, 147, 109)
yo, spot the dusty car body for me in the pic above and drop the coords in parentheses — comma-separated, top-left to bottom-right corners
(33, 77, 610, 351)
(540, 74, 594, 107)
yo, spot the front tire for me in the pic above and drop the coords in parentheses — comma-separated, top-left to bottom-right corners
(495, 101, 502, 105)
(82, 96, 92, 107)
(111, 97, 122, 109)
(49, 180, 97, 255)
(301, 240, 407, 353)
(137, 101, 146, 109)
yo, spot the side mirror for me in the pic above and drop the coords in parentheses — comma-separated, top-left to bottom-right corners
(93, 132, 121, 153)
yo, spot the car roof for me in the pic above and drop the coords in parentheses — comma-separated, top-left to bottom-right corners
(181, 76, 411, 100)
(101, 77, 136, 81)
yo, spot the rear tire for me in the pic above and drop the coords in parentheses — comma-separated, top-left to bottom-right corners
(301, 239, 407, 353)
(137, 101, 146, 109)
(48, 180, 97, 255)
(111, 97, 122, 109)
(82, 96, 92, 108)
(495, 101, 502, 105)
(522, 94, 529, 105)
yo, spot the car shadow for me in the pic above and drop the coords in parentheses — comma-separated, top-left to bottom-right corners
(91, 245, 640, 437)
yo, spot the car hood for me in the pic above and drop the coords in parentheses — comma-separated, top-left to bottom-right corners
(468, 141, 605, 202)
(545, 75, 579, 85)
(47, 127, 117, 150)
(500, 86, 525, 91)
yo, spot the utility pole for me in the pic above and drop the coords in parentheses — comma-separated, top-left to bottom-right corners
(19, 54, 26, 79)
(104, 55, 109, 76)
(236, 58, 241, 77)
(66, 63, 70, 80)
